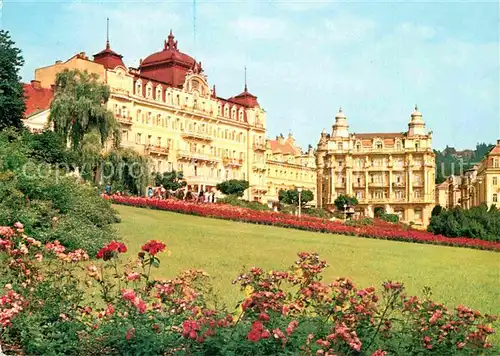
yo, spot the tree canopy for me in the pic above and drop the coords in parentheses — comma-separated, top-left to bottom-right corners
(0, 30, 25, 130)
(334, 194, 358, 211)
(216, 179, 249, 197)
(153, 170, 186, 191)
(279, 188, 314, 206)
(49, 69, 119, 150)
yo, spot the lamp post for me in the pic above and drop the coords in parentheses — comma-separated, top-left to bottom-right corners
(297, 187, 303, 218)
(343, 203, 347, 220)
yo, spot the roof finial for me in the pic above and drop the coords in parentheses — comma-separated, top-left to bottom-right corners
(106, 17, 110, 49)
(415, 104, 418, 111)
(339, 106, 343, 112)
(244, 66, 248, 92)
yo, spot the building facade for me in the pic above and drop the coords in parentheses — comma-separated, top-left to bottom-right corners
(26, 32, 273, 201)
(263, 133, 316, 204)
(316, 107, 436, 227)
(457, 140, 500, 209)
(23, 30, 319, 203)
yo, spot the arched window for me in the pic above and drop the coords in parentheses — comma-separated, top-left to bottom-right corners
(374, 140, 383, 150)
(135, 80, 142, 96)
(337, 142, 342, 151)
(415, 140, 420, 150)
(224, 105, 229, 118)
(217, 105, 222, 116)
(395, 140, 402, 151)
(239, 110, 244, 121)
(156, 86, 162, 101)
(146, 83, 153, 98)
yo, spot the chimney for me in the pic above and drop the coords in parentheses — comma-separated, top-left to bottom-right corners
(497, 139, 500, 146)
(30, 80, 41, 89)
(55, 60, 62, 64)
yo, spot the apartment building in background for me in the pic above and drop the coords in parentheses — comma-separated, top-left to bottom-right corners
(316, 107, 436, 227)
(263, 133, 317, 205)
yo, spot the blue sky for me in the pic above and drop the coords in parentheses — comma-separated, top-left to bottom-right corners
(3, 0, 499, 150)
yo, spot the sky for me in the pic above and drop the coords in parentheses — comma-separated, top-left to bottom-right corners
(2, 0, 499, 150)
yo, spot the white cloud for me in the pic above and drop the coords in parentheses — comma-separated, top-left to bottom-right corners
(396, 22, 436, 40)
(323, 15, 377, 44)
(229, 17, 287, 40)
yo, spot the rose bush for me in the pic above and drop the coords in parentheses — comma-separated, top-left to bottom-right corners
(0, 223, 498, 355)
(105, 195, 500, 251)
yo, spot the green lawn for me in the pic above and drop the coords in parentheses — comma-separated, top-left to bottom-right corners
(114, 204, 500, 317)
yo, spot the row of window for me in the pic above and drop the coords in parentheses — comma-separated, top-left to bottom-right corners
(267, 168, 315, 181)
(133, 80, 246, 121)
(352, 189, 423, 200)
(335, 140, 422, 151)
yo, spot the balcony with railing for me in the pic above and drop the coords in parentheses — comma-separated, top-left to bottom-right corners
(116, 115, 133, 126)
(252, 184, 268, 192)
(252, 161, 267, 171)
(146, 144, 169, 156)
(181, 130, 213, 142)
(223, 157, 243, 167)
(253, 142, 267, 151)
(368, 182, 388, 188)
(176, 150, 219, 163)
(392, 182, 406, 188)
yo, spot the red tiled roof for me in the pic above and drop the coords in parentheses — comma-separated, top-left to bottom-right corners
(23, 82, 53, 117)
(227, 86, 259, 108)
(93, 42, 126, 70)
(353, 132, 405, 139)
(489, 144, 500, 155)
(269, 139, 300, 155)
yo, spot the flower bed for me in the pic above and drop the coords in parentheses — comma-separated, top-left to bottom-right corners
(1, 224, 497, 355)
(105, 195, 500, 251)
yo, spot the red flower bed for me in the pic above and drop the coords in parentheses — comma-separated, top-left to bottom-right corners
(104, 195, 500, 252)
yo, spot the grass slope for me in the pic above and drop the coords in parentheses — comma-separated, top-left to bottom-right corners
(114, 204, 500, 316)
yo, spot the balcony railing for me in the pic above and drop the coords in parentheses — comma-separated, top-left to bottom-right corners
(252, 161, 267, 171)
(176, 150, 219, 162)
(181, 130, 213, 141)
(368, 182, 387, 187)
(116, 115, 133, 125)
(223, 157, 243, 167)
(146, 145, 169, 156)
(252, 184, 268, 192)
(392, 182, 406, 188)
(253, 142, 266, 151)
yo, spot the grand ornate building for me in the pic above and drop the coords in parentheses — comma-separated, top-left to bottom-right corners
(263, 133, 316, 204)
(23, 30, 325, 204)
(23, 31, 275, 201)
(316, 107, 436, 227)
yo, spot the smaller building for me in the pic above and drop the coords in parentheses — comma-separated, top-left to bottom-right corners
(22, 80, 54, 132)
(264, 133, 317, 205)
(434, 175, 462, 209)
(459, 140, 500, 208)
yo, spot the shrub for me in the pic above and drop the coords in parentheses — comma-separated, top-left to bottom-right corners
(374, 206, 385, 218)
(0, 227, 497, 355)
(345, 217, 374, 227)
(218, 195, 271, 211)
(216, 179, 249, 197)
(428, 205, 500, 242)
(431, 205, 443, 217)
(379, 213, 399, 224)
(0, 130, 119, 254)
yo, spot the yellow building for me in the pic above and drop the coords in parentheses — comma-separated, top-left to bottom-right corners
(24, 31, 318, 203)
(459, 140, 500, 208)
(263, 133, 316, 205)
(316, 107, 436, 227)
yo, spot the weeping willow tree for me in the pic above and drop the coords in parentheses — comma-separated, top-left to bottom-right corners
(78, 130, 104, 183)
(102, 148, 151, 195)
(49, 69, 120, 150)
